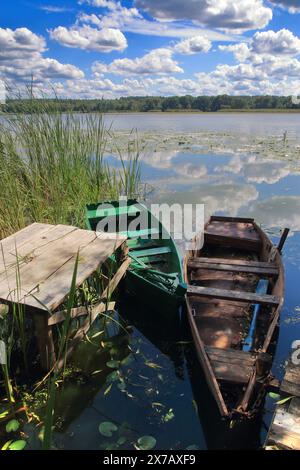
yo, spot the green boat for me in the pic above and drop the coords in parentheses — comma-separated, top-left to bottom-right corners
(85, 199, 186, 319)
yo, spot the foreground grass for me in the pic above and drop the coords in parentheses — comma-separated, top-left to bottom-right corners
(0, 102, 142, 238)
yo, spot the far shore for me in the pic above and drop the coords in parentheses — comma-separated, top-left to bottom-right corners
(2, 108, 300, 116)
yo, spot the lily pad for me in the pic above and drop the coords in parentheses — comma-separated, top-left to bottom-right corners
(186, 444, 199, 450)
(106, 360, 120, 369)
(8, 440, 26, 451)
(136, 436, 156, 450)
(121, 355, 133, 366)
(268, 392, 280, 400)
(99, 421, 118, 437)
(117, 382, 126, 391)
(6, 419, 20, 433)
(163, 408, 175, 423)
(106, 371, 119, 383)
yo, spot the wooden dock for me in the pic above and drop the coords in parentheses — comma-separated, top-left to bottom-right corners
(0, 223, 130, 370)
(265, 359, 300, 450)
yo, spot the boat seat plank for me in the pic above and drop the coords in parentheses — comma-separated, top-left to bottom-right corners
(205, 346, 255, 384)
(194, 257, 276, 269)
(211, 216, 255, 223)
(134, 247, 171, 258)
(120, 228, 160, 238)
(187, 285, 280, 306)
(127, 239, 161, 250)
(188, 259, 278, 276)
(87, 204, 141, 218)
(133, 255, 166, 265)
(204, 220, 261, 251)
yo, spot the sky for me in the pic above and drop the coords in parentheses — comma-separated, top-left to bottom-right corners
(1, 0, 300, 98)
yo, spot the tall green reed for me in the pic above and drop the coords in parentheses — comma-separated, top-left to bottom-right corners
(0, 98, 141, 238)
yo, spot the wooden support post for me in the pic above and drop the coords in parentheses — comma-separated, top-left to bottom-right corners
(33, 313, 56, 371)
(256, 352, 272, 378)
(277, 228, 290, 254)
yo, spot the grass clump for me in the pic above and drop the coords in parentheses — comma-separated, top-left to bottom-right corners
(0, 99, 142, 238)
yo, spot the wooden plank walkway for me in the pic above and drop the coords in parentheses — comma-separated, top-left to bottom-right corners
(265, 359, 300, 450)
(0, 223, 125, 310)
(0, 223, 129, 371)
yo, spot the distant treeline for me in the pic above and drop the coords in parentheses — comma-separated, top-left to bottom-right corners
(1, 95, 299, 113)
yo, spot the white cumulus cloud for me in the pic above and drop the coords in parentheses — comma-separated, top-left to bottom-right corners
(269, 0, 300, 13)
(92, 48, 183, 76)
(173, 36, 212, 55)
(0, 27, 84, 84)
(135, 0, 272, 32)
(50, 25, 127, 52)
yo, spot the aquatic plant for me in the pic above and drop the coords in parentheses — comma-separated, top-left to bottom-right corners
(0, 98, 142, 239)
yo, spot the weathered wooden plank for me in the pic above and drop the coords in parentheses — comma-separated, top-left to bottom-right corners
(211, 361, 253, 384)
(205, 346, 256, 365)
(204, 233, 261, 251)
(188, 259, 278, 276)
(281, 379, 300, 397)
(267, 403, 300, 450)
(0, 224, 77, 277)
(211, 216, 255, 223)
(187, 285, 280, 306)
(186, 300, 229, 416)
(0, 223, 50, 250)
(205, 346, 255, 384)
(190, 257, 276, 269)
(33, 312, 56, 371)
(48, 301, 115, 326)
(0, 228, 97, 305)
(22, 232, 126, 310)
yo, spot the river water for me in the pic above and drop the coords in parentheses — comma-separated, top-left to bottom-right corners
(20, 113, 300, 449)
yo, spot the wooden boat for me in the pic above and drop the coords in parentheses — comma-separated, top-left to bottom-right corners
(86, 199, 186, 319)
(184, 215, 288, 417)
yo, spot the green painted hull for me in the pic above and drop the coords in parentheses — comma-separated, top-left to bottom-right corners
(85, 199, 186, 320)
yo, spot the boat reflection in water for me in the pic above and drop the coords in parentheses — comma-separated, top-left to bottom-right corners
(120, 296, 265, 450)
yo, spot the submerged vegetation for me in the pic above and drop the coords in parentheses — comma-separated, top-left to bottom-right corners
(0, 99, 142, 239)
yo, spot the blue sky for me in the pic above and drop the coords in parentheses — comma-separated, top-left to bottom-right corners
(1, 0, 300, 97)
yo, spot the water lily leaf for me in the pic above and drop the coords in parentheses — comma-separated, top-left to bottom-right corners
(117, 382, 126, 391)
(1, 440, 13, 450)
(106, 360, 120, 369)
(0, 410, 9, 420)
(268, 392, 280, 400)
(106, 371, 119, 382)
(135, 436, 156, 450)
(121, 355, 133, 366)
(6, 419, 20, 433)
(104, 383, 112, 396)
(8, 440, 26, 450)
(117, 436, 126, 445)
(99, 421, 118, 437)
(276, 396, 294, 405)
(163, 408, 175, 422)
(145, 361, 162, 370)
(186, 445, 199, 450)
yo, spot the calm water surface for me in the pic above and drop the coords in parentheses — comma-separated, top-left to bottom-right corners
(31, 114, 300, 450)
(103, 112, 300, 138)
